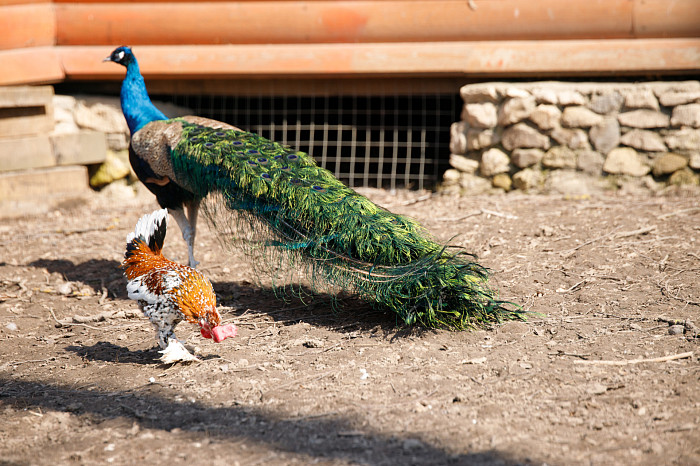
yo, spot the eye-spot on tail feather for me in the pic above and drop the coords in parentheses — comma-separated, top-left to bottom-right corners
(126, 208, 168, 254)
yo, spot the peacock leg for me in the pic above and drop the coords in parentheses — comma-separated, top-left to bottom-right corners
(170, 205, 199, 268)
(185, 198, 202, 258)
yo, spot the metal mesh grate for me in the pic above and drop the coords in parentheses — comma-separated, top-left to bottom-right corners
(156, 93, 459, 190)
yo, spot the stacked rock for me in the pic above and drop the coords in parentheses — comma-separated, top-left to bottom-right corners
(445, 81, 700, 195)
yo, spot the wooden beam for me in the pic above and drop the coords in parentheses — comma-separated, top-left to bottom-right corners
(0, 3, 55, 50)
(59, 39, 700, 81)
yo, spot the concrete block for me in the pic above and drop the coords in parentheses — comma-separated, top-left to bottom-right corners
(51, 131, 108, 166)
(0, 165, 88, 202)
(0, 136, 54, 171)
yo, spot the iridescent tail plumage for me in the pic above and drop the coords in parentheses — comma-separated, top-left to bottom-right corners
(167, 119, 522, 329)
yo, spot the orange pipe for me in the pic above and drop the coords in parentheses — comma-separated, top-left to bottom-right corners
(53, 39, 700, 81)
(634, 0, 700, 37)
(0, 3, 55, 50)
(54, 0, 642, 46)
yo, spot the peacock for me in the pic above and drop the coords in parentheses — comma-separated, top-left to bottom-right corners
(105, 46, 522, 330)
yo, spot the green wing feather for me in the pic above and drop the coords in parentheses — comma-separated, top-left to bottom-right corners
(168, 118, 522, 329)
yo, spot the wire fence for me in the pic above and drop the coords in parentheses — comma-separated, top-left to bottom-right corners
(157, 93, 459, 190)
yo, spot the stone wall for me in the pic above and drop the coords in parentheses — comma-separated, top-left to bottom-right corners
(445, 81, 700, 195)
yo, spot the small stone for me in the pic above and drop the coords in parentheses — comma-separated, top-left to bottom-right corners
(480, 148, 510, 176)
(618, 110, 670, 128)
(402, 439, 424, 450)
(603, 147, 650, 177)
(462, 103, 498, 128)
(562, 106, 604, 128)
(89, 150, 132, 188)
(588, 92, 623, 114)
(5, 322, 17, 331)
(586, 383, 608, 395)
(492, 173, 512, 191)
(459, 173, 492, 195)
(467, 128, 500, 151)
(504, 87, 531, 98)
(576, 150, 605, 175)
(546, 170, 596, 195)
(690, 153, 700, 170)
(652, 153, 688, 177)
(551, 127, 590, 150)
(450, 154, 479, 174)
(624, 90, 660, 110)
(651, 82, 700, 98)
(529, 104, 562, 130)
(449, 122, 468, 154)
(542, 146, 577, 169)
(442, 168, 461, 183)
(589, 118, 620, 154)
(498, 95, 536, 125)
(658, 91, 700, 107)
(460, 84, 499, 103)
(105, 133, 129, 151)
(664, 128, 700, 151)
(555, 90, 586, 106)
(74, 101, 129, 133)
(512, 168, 543, 191)
(531, 88, 558, 105)
(502, 123, 551, 150)
(668, 325, 685, 335)
(440, 184, 461, 195)
(620, 129, 667, 152)
(511, 148, 544, 168)
(671, 104, 700, 127)
(649, 442, 664, 455)
(57, 283, 73, 295)
(668, 168, 700, 186)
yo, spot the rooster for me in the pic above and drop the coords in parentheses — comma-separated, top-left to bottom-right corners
(122, 208, 237, 362)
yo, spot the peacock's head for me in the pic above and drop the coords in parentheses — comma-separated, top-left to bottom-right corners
(104, 46, 134, 67)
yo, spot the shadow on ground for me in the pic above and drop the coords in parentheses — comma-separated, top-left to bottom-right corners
(28, 258, 408, 336)
(0, 378, 533, 465)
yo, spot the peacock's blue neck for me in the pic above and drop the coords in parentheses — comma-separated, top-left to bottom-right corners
(120, 59, 167, 134)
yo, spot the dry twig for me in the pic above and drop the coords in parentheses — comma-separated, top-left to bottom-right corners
(573, 352, 693, 366)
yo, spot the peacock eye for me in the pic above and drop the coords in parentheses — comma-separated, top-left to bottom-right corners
(247, 149, 259, 155)
(290, 178, 302, 185)
(274, 155, 283, 159)
(204, 142, 214, 147)
(311, 185, 326, 193)
(257, 157, 267, 164)
(214, 132, 225, 136)
(261, 173, 271, 179)
(190, 137, 200, 143)
(232, 141, 243, 145)
(287, 154, 298, 160)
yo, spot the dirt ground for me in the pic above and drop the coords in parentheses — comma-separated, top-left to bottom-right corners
(0, 184, 698, 466)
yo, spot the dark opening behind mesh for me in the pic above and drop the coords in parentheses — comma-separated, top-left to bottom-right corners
(153, 93, 459, 190)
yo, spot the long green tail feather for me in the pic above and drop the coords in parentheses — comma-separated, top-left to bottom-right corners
(168, 118, 522, 329)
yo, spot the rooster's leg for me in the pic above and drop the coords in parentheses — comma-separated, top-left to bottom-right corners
(170, 204, 200, 268)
